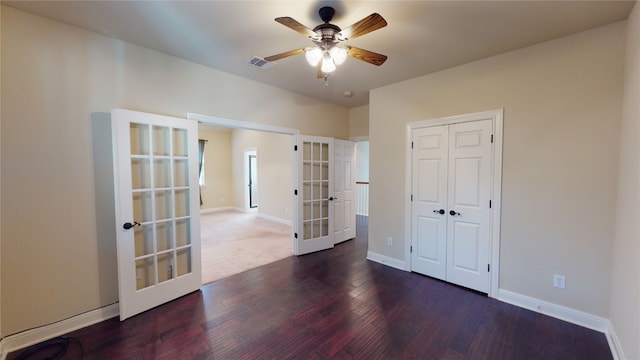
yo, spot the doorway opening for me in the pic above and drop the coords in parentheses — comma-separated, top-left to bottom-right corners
(189, 113, 299, 285)
(247, 150, 258, 209)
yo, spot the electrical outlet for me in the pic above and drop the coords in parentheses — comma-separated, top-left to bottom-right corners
(387, 237, 393, 247)
(553, 274, 566, 289)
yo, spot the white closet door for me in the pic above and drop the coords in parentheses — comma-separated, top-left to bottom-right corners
(446, 119, 493, 293)
(411, 119, 493, 294)
(411, 125, 449, 280)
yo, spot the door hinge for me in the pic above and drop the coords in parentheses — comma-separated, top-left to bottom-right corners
(491, 134, 494, 143)
(411, 141, 414, 149)
(487, 264, 491, 272)
(489, 200, 492, 208)
(294, 232, 298, 239)
(410, 245, 413, 253)
(411, 194, 413, 202)
(294, 145, 298, 151)
(294, 189, 298, 196)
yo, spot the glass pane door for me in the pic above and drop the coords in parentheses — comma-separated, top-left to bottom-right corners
(113, 109, 201, 321)
(296, 136, 334, 255)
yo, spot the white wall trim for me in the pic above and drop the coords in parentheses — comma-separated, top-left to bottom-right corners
(367, 251, 410, 271)
(257, 213, 292, 226)
(497, 289, 609, 332)
(200, 206, 235, 214)
(349, 135, 369, 142)
(0, 303, 119, 360)
(497, 288, 622, 358)
(606, 321, 624, 360)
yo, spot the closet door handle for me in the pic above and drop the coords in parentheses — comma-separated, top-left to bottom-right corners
(433, 209, 445, 215)
(449, 210, 461, 216)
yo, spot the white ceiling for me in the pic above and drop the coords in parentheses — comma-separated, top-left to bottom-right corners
(3, 0, 635, 108)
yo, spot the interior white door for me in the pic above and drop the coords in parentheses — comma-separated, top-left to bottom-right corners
(446, 120, 492, 292)
(411, 125, 449, 280)
(112, 108, 201, 321)
(333, 139, 356, 244)
(295, 136, 335, 255)
(411, 119, 492, 293)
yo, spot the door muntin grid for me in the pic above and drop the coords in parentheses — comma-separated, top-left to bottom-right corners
(130, 123, 193, 290)
(302, 141, 330, 240)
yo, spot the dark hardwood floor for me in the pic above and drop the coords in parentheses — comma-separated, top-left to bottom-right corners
(9, 216, 612, 359)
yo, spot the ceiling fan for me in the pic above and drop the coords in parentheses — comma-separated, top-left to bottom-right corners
(264, 6, 388, 79)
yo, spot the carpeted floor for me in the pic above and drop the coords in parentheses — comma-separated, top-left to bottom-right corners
(200, 210, 292, 284)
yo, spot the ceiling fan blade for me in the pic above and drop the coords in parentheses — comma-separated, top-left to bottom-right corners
(339, 13, 387, 40)
(275, 17, 316, 38)
(264, 48, 305, 62)
(347, 46, 388, 66)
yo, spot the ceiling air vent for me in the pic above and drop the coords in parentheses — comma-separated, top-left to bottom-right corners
(246, 56, 274, 70)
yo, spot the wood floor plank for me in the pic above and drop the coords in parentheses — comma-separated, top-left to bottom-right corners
(8, 216, 612, 359)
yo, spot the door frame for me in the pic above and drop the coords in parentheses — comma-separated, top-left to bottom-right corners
(245, 149, 258, 211)
(405, 109, 503, 298)
(187, 112, 300, 253)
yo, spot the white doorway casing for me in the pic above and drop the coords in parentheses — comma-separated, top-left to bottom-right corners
(405, 109, 503, 298)
(244, 148, 258, 212)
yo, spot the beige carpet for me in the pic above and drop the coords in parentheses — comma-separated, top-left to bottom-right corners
(200, 210, 292, 284)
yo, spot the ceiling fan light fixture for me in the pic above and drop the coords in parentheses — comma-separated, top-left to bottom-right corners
(330, 46, 348, 65)
(305, 47, 323, 67)
(321, 53, 337, 73)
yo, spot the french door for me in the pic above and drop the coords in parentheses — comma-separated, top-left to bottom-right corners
(295, 136, 334, 255)
(333, 139, 356, 244)
(411, 119, 493, 293)
(112, 109, 201, 321)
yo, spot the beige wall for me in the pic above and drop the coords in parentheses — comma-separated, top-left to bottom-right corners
(610, 3, 640, 359)
(369, 22, 625, 318)
(349, 105, 369, 139)
(230, 129, 293, 222)
(198, 128, 233, 211)
(0, 6, 348, 337)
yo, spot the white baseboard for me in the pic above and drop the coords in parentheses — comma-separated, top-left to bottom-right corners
(257, 213, 292, 226)
(366, 251, 409, 271)
(497, 289, 609, 332)
(200, 206, 235, 214)
(606, 321, 625, 360)
(0, 303, 119, 360)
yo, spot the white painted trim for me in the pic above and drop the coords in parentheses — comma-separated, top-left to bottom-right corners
(188, 113, 300, 136)
(367, 251, 410, 271)
(497, 289, 622, 358)
(0, 303, 119, 360)
(349, 135, 369, 142)
(244, 148, 258, 212)
(497, 289, 609, 332)
(405, 109, 503, 298)
(200, 206, 235, 214)
(606, 321, 624, 360)
(257, 213, 292, 226)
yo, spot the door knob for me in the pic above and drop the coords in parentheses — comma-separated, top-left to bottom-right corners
(449, 210, 461, 216)
(433, 209, 445, 215)
(329, 196, 338, 201)
(123, 221, 140, 230)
